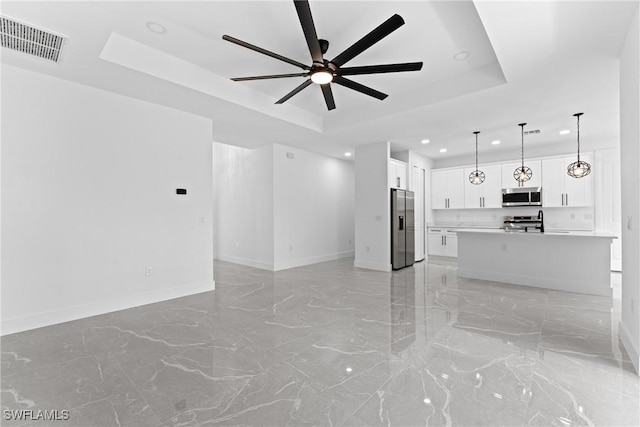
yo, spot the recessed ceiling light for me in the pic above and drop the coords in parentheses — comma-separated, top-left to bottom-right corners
(421, 139, 430, 144)
(344, 152, 352, 157)
(439, 148, 447, 153)
(559, 129, 571, 135)
(492, 140, 501, 145)
(146, 22, 166, 34)
(453, 51, 470, 61)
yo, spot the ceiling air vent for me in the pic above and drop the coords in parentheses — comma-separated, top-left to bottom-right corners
(524, 129, 540, 135)
(0, 16, 65, 62)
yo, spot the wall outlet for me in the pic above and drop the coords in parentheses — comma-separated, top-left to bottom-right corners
(286, 152, 295, 159)
(145, 266, 152, 277)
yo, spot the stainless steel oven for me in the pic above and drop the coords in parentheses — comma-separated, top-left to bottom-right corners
(502, 187, 542, 207)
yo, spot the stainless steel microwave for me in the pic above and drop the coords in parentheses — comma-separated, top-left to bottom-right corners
(502, 187, 542, 207)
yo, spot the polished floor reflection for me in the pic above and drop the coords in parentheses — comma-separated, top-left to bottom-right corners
(1, 259, 638, 426)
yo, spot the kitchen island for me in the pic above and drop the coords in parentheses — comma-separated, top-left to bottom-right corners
(456, 230, 617, 296)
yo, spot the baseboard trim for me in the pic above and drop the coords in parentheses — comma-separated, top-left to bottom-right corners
(273, 251, 354, 271)
(215, 254, 274, 271)
(619, 320, 640, 375)
(1, 280, 215, 336)
(353, 259, 392, 272)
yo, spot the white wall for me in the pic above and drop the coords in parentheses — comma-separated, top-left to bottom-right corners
(406, 151, 436, 225)
(1, 65, 214, 335)
(213, 142, 354, 271)
(213, 142, 274, 270)
(354, 142, 391, 272)
(619, 5, 640, 374)
(272, 144, 354, 270)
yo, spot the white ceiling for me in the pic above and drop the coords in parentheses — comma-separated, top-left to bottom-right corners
(1, 0, 637, 164)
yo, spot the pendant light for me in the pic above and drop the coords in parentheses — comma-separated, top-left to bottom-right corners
(469, 131, 485, 185)
(567, 112, 591, 178)
(514, 122, 532, 183)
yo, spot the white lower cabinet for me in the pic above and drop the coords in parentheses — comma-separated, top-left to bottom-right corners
(428, 228, 458, 257)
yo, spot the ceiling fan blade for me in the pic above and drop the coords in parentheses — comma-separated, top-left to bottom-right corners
(231, 73, 309, 82)
(275, 79, 313, 104)
(330, 14, 405, 68)
(320, 84, 336, 110)
(333, 76, 388, 100)
(223, 35, 310, 70)
(293, 0, 324, 64)
(338, 62, 423, 76)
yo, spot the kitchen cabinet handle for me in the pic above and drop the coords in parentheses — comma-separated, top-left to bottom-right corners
(444, 235, 447, 245)
(396, 177, 401, 188)
(566, 193, 569, 206)
(441, 235, 444, 245)
(562, 194, 565, 206)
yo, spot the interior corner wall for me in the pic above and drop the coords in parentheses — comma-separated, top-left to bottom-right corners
(272, 144, 355, 271)
(1, 65, 214, 335)
(354, 141, 391, 272)
(619, 4, 640, 374)
(213, 142, 274, 270)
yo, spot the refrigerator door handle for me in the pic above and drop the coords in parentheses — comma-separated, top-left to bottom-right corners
(399, 216, 404, 230)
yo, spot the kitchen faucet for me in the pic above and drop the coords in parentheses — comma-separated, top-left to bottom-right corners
(538, 209, 544, 233)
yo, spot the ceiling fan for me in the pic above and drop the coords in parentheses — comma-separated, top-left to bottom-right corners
(222, 0, 423, 111)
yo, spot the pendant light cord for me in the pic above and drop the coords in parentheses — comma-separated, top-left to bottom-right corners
(519, 123, 526, 170)
(475, 132, 479, 170)
(576, 113, 581, 162)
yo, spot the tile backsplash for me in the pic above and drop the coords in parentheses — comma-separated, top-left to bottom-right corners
(432, 206, 594, 230)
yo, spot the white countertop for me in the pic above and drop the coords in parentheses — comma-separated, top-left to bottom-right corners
(455, 229, 618, 239)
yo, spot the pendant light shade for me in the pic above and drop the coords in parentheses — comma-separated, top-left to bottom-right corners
(567, 112, 591, 178)
(514, 122, 532, 183)
(469, 131, 485, 185)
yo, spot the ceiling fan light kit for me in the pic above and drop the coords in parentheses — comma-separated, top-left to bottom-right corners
(223, 0, 423, 110)
(469, 131, 485, 185)
(514, 122, 532, 183)
(567, 112, 591, 178)
(310, 68, 333, 84)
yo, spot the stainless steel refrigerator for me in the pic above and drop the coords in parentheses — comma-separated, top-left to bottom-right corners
(391, 188, 415, 270)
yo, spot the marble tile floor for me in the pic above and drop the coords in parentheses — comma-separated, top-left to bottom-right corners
(1, 258, 638, 426)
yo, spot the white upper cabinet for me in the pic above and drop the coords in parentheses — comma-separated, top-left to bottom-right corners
(501, 160, 542, 189)
(542, 154, 593, 207)
(463, 165, 502, 208)
(389, 159, 407, 189)
(431, 169, 464, 209)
